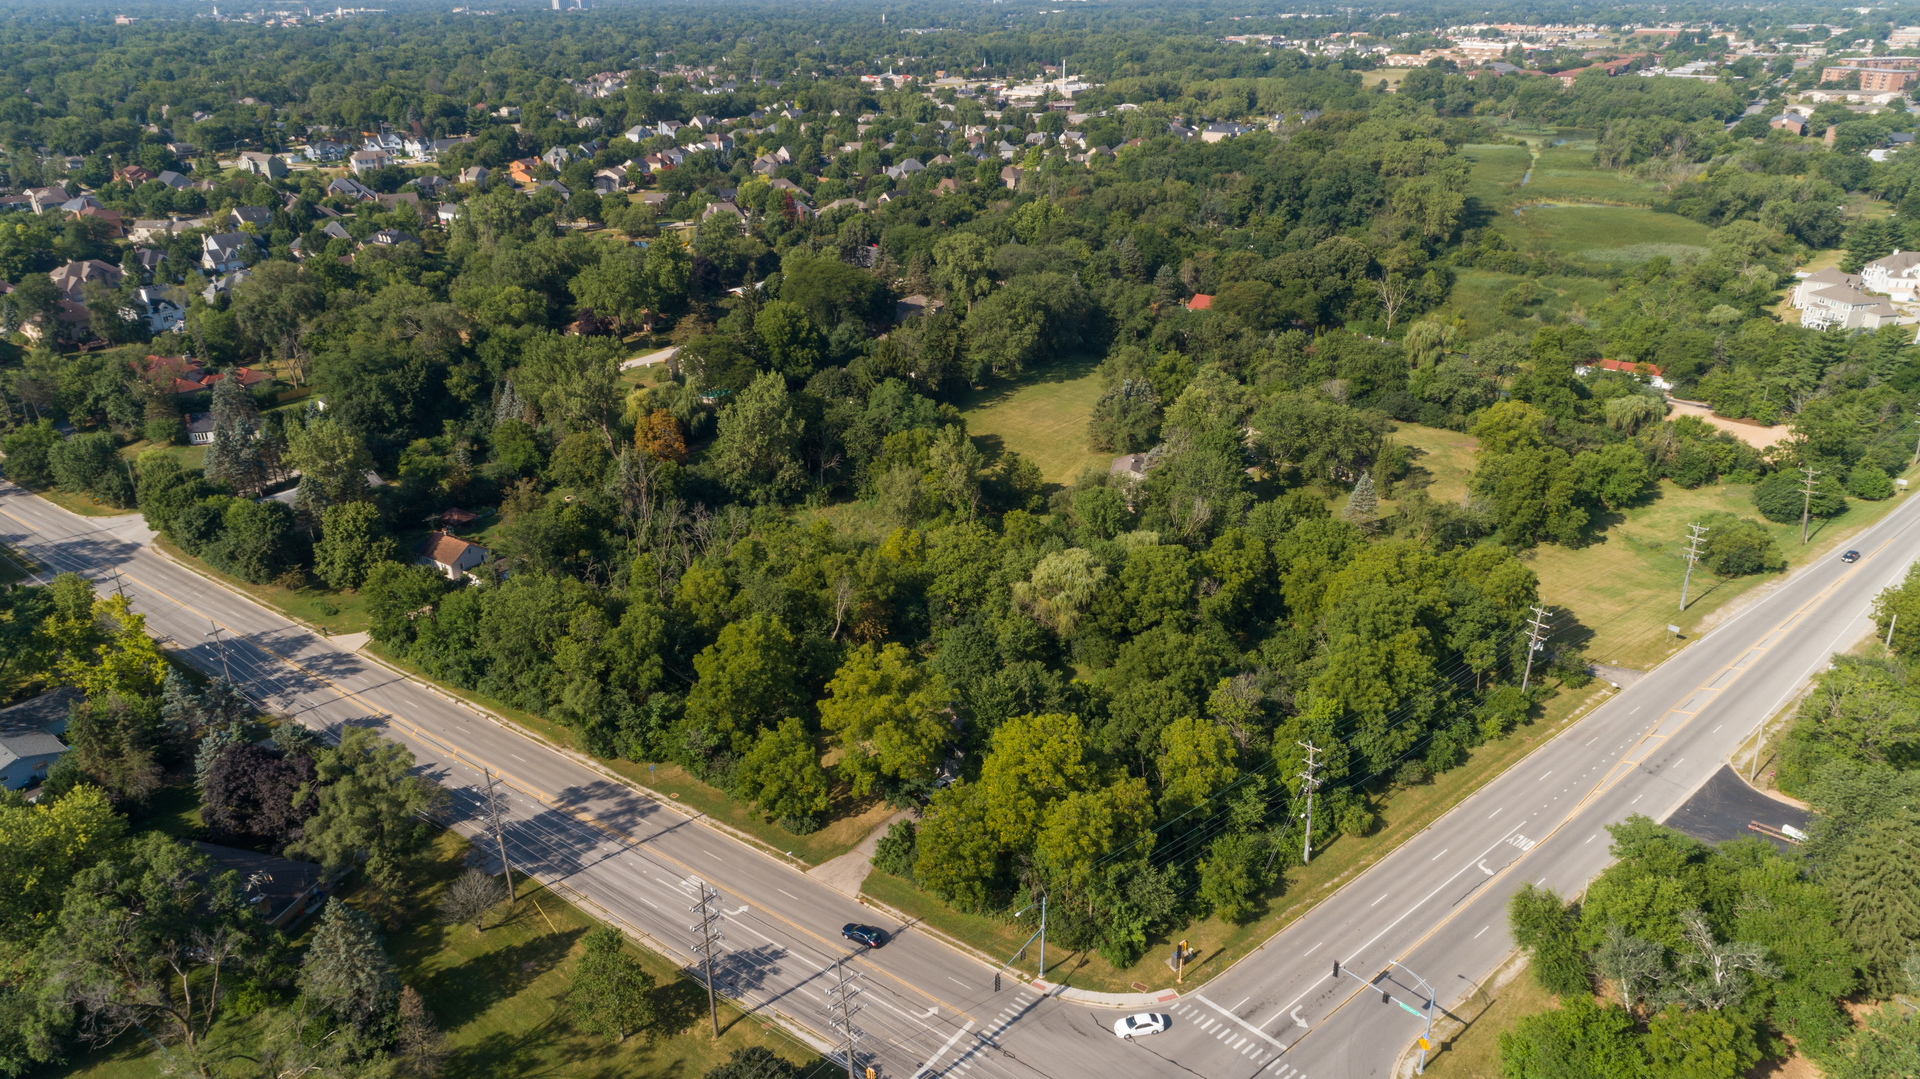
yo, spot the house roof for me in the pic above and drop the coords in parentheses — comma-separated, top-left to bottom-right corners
(1186, 293, 1214, 310)
(185, 412, 217, 434)
(1809, 284, 1880, 306)
(1867, 250, 1920, 274)
(1593, 358, 1665, 377)
(418, 531, 484, 567)
(192, 843, 325, 923)
(0, 687, 81, 738)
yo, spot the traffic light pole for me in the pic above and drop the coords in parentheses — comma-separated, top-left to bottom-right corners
(1385, 960, 1436, 1075)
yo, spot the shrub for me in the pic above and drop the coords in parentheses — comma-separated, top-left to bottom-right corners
(871, 820, 917, 877)
(1847, 465, 1894, 501)
(1753, 468, 1845, 524)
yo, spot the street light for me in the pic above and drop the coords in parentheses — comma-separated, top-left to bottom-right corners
(205, 625, 230, 681)
(1383, 959, 1437, 1075)
(1012, 893, 1048, 982)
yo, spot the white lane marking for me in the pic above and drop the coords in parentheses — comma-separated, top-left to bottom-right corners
(909, 1020, 976, 1079)
(949, 978, 970, 989)
(1631, 794, 1642, 804)
(511, 753, 527, 762)
(1712, 725, 1723, 733)
(1261, 822, 1524, 1028)
(778, 889, 799, 900)
(1488, 807, 1502, 818)
(1430, 848, 1448, 860)
(1302, 942, 1322, 957)
(1371, 893, 1389, 907)
(1584, 735, 1599, 746)
(1631, 706, 1642, 714)
(1233, 1037, 1248, 1049)
(1673, 758, 1685, 767)
(1538, 771, 1552, 781)
(1235, 996, 1249, 1010)
(1586, 834, 1597, 844)
(1473, 925, 1490, 939)
(1197, 995, 1291, 1050)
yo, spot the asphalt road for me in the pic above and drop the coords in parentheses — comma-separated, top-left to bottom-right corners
(4, 477, 1913, 1079)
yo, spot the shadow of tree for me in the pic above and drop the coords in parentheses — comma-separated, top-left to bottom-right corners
(416, 927, 587, 1032)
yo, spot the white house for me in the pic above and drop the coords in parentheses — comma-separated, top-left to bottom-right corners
(0, 688, 78, 791)
(126, 286, 185, 334)
(1862, 250, 1920, 302)
(417, 531, 489, 581)
(202, 232, 255, 273)
(236, 151, 288, 178)
(1791, 268, 1864, 308)
(349, 149, 392, 175)
(185, 412, 217, 445)
(1800, 282, 1907, 331)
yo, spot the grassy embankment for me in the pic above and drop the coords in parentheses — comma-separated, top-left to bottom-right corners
(64, 828, 824, 1079)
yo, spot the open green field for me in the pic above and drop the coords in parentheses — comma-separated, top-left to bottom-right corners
(1516, 138, 1662, 207)
(1502, 205, 1715, 261)
(1388, 422, 1479, 504)
(1460, 143, 1533, 212)
(65, 830, 822, 1079)
(1531, 471, 1920, 672)
(1442, 268, 1616, 339)
(958, 355, 1107, 485)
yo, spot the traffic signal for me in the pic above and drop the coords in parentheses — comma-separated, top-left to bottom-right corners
(1381, 989, 1390, 1004)
(993, 972, 1001, 992)
(1332, 960, 1340, 979)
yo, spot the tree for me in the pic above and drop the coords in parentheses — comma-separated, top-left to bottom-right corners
(819, 644, 953, 801)
(1087, 378, 1160, 453)
(0, 786, 128, 948)
(1698, 513, 1785, 577)
(754, 300, 824, 378)
(202, 373, 265, 496)
(1343, 473, 1377, 527)
(710, 371, 806, 502)
(315, 501, 398, 590)
(287, 727, 448, 910)
(1593, 924, 1666, 1014)
(927, 424, 984, 520)
(199, 742, 315, 852)
(636, 408, 687, 464)
(299, 898, 400, 1034)
(1035, 778, 1156, 900)
(1832, 1004, 1920, 1079)
(519, 331, 623, 444)
(566, 927, 657, 1044)
(0, 421, 59, 488)
(978, 712, 1094, 850)
(685, 613, 803, 755)
(1508, 883, 1592, 996)
(1156, 716, 1239, 820)
(932, 233, 994, 308)
(1826, 811, 1920, 996)
(287, 415, 373, 512)
(1753, 469, 1845, 525)
(395, 985, 447, 1079)
(911, 782, 999, 911)
(733, 717, 829, 830)
(1498, 997, 1649, 1079)
(38, 833, 276, 1068)
(438, 867, 507, 933)
(1644, 1005, 1760, 1079)
(1011, 548, 1107, 636)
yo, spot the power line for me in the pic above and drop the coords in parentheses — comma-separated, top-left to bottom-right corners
(1296, 740, 1323, 864)
(1520, 605, 1552, 692)
(689, 879, 725, 1038)
(1679, 522, 1709, 612)
(823, 956, 865, 1079)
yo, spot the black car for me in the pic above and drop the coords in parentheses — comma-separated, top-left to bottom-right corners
(842, 923, 887, 948)
(1842, 550, 1861, 564)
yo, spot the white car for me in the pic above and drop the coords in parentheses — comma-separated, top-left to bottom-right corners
(1113, 1013, 1170, 1039)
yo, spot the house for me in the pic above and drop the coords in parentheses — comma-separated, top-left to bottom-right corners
(367, 229, 422, 247)
(303, 141, 347, 163)
(406, 175, 450, 199)
(203, 270, 251, 303)
(348, 149, 391, 175)
(69, 205, 124, 237)
(417, 531, 489, 580)
(193, 843, 332, 930)
(1862, 251, 1920, 302)
(128, 286, 185, 334)
(458, 166, 490, 186)
(437, 202, 463, 225)
(326, 177, 379, 202)
(591, 168, 627, 194)
(1200, 122, 1248, 143)
(894, 294, 946, 321)
(532, 179, 571, 202)
(1110, 453, 1155, 482)
(236, 151, 288, 178)
(185, 411, 218, 445)
(1185, 294, 1214, 311)
(166, 141, 199, 157)
(1769, 113, 1808, 135)
(623, 124, 651, 143)
(25, 186, 68, 214)
(1000, 165, 1022, 189)
(541, 145, 574, 171)
(1574, 358, 1674, 391)
(48, 259, 123, 300)
(374, 192, 420, 213)
(114, 164, 155, 184)
(128, 219, 175, 243)
(702, 200, 746, 222)
(935, 177, 960, 195)
(228, 206, 273, 229)
(1791, 268, 1864, 307)
(0, 687, 79, 791)
(132, 247, 167, 281)
(202, 233, 256, 273)
(154, 170, 193, 189)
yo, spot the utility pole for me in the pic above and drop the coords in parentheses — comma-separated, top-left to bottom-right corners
(480, 767, 516, 904)
(689, 880, 725, 1037)
(1679, 523, 1709, 612)
(1911, 407, 1920, 467)
(824, 957, 865, 1079)
(109, 565, 126, 599)
(1297, 741, 1323, 864)
(1520, 605, 1552, 692)
(1385, 960, 1438, 1076)
(1799, 465, 1822, 545)
(1887, 613, 1898, 650)
(205, 624, 230, 681)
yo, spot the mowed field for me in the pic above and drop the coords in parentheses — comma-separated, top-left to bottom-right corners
(958, 354, 1108, 484)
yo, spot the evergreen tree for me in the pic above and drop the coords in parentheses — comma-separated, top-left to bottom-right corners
(159, 668, 203, 736)
(203, 374, 265, 495)
(1114, 236, 1145, 284)
(299, 898, 400, 1034)
(566, 927, 656, 1043)
(1153, 263, 1183, 304)
(1842, 218, 1899, 273)
(1343, 473, 1378, 527)
(1827, 812, 1920, 997)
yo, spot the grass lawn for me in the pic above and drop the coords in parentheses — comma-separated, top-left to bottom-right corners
(63, 830, 824, 1079)
(958, 355, 1107, 485)
(16, 483, 138, 519)
(1514, 139, 1660, 207)
(1388, 422, 1479, 504)
(364, 641, 891, 868)
(1460, 143, 1533, 216)
(1501, 205, 1715, 261)
(1530, 470, 1920, 672)
(1419, 954, 1549, 1079)
(864, 679, 1619, 994)
(1442, 269, 1615, 340)
(152, 535, 372, 636)
(122, 438, 208, 471)
(0, 540, 35, 584)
